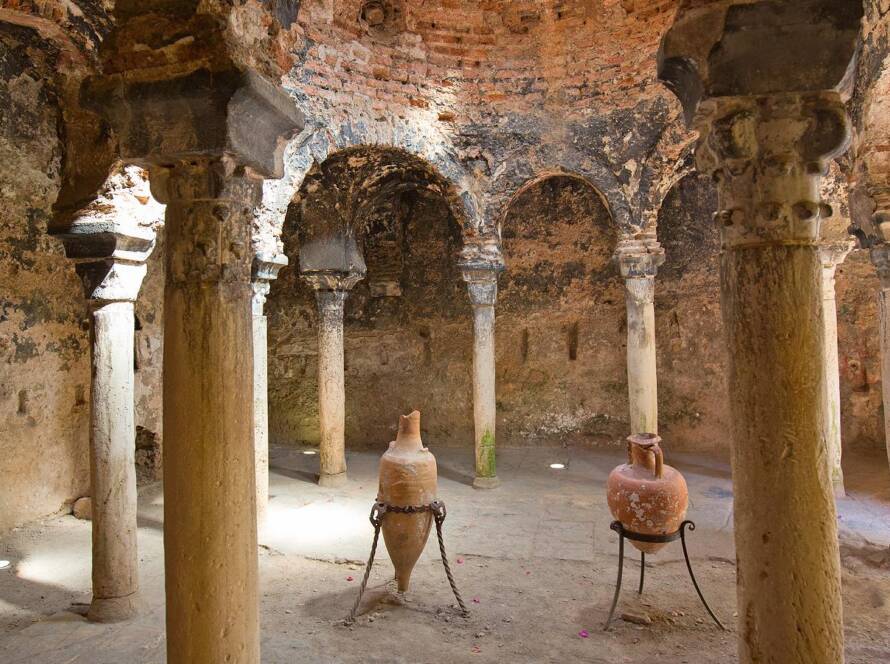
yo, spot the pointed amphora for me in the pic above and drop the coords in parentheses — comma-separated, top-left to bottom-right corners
(606, 433, 688, 553)
(377, 411, 438, 592)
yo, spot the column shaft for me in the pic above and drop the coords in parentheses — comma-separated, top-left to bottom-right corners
(624, 277, 658, 434)
(253, 308, 270, 522)
(472, 303, 498, 486)
(723, 245, 842, 662)
(819, 242, 852, 496)
(88, 300, 139, 622)
(696, 94, 849, 663)
(316, 290, 348, 486)
(159, 162, 260, 664)
(462, 265, 502, 489)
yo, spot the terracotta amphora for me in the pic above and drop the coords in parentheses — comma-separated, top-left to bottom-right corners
(606, 433, 688, 553)
(378, 411, 438, 592)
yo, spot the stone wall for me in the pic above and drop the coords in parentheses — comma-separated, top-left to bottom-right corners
(0, 24, 91, 531)
(268, 170, 885, 454)
(0, 24, 165, 531)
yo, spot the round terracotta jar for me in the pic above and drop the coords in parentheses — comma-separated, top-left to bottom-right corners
(378, 411, 438, 591)
(606, 433, 688, 553)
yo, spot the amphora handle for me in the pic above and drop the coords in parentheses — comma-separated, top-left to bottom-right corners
(627, 433, 664, 479)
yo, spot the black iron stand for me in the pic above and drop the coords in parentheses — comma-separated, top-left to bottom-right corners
(603, 520, 726, 631)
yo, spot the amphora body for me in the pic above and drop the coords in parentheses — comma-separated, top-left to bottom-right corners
(378, 411, 438, 591)
(606, 433, 688, 553)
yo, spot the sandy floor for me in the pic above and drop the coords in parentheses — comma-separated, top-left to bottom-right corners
(1, 445, 890, 663)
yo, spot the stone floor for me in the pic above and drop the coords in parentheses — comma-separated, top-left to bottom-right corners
(1, 444, 890, 663)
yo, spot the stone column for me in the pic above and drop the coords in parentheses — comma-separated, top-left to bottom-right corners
(303, 271, 364, 487)
(82, 23, 303, 659)
(252, 253, 288, 525)
(461, 265, 503, 489)
(616, 240, 664, 435)
(660, 4, 860, 659)
(819, 240, 854, 496)
(871, 245, 890, 470)
(700, 95, 850, 662)
(151, 159, 263, 663)
(59, 220, 155, 623)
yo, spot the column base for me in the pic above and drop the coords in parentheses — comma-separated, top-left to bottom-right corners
(318, 472, 348, 488)
(473, 476, 500, 490)
(87, 592, 138, 623)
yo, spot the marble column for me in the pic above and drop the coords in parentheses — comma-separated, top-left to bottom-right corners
(616, 240, 664, 435)
(871, 244, 890, 471)
(303, 271, 364, 487)
(151, 159, 263, 663)
(819, 240, 854, 496)
(461, 265, 503, 489)
(252, 253, 288, 525)
(660, 4, 860, 658)
(60, 221, 155, 623)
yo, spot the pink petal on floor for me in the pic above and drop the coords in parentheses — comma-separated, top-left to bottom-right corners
(472, 597, 480, 604)
(578, 630, 589, 638)
(346, 576, 354, 582)
(457, 558, 464, 564)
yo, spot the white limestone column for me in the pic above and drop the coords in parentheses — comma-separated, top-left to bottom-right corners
(251, 254, 287, 526)
(616, 240, 664, 435)
(871, 244, 890, 471)
(151, 159, 262, 664)
(819, 240, 854, 496)
(57, 178, 157, 623)
(461, 265, 502, 489)
(304, 271, 364, 487)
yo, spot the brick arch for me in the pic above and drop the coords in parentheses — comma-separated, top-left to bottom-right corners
(491, 159, 633, 236)
(280, 144, 479, 273)
(486, 149, 634, 237)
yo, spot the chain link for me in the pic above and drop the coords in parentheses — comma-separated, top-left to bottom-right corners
(344, 499, 469, 624)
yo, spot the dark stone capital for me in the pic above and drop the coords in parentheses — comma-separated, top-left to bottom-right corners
(658, 1, 862, 124)
(84, 15, 303, 178)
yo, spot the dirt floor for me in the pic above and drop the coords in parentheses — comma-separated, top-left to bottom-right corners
(1, 445, 890, 663)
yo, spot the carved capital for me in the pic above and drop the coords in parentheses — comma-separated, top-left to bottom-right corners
(460, 264, 503, 307)
(818, 240, 855, 270)
(251, 253, 288, 315)
(54, 165, 160, 303)
(625, 277, 655, 306)
(615, 239, 665, 279)
(156, 159, 262, 286)
(314, 290, 348, 324)
(302, 269, 365, 293)
(694, 93, 851, 248)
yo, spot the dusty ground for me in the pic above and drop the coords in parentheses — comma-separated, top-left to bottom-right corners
(1, 445, 890, 663)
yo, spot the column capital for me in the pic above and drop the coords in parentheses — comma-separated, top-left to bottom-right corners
(302, 269, 365, 293)
(615, 239, 665, 279)
(696, 93, 850, 249)
(818, 239, 855, 270)
(658, 1, 861, 250)
(460, 263, 503, 307)
(85, 17, 304, 179)
(871, 244, 890, 289)
(54, 166, 160, 303)
(251, 253, 288, 314)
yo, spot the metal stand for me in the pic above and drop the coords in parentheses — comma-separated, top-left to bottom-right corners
(345, 500, 469, 624)
(603, 520, 725, 631)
